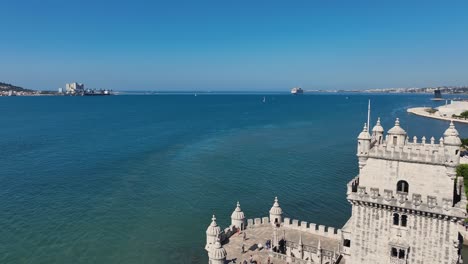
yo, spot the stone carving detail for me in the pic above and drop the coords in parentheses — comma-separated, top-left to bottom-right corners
(397, 192, 408, 204)
(370, 188, 379, 199)
(358, 186, 366, 197)
(412, 194, 422, 207)
(442, 198, 452, 211)
(427, 196, 437, 208)
(384, 189, 393, 201)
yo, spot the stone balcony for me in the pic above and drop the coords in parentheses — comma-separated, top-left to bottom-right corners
(346, 180, 466, 220)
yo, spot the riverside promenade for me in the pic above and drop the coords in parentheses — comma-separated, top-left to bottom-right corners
(407, 107, 468, 124)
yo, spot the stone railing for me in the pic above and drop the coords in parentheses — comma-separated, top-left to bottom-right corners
(282, 218, 342, 240)
(286, 241, 335, 257)
(290, 257, 309, 264)
(270, 252, 288, 261)
(269, 251, 310, 264)
(390, 257, 407, 264)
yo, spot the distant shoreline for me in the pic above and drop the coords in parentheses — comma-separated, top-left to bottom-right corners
(407, 107, 468, 124)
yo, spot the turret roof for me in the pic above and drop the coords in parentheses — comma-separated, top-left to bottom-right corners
(443, 121, 461, 146)
(269, 197, 283, 215)
(387, 118, 407, 135)
(206, 215, 221, 236)
(358, 123, 371, 140)
(372, 117, 384, 133)
(231, 201, 245, 220)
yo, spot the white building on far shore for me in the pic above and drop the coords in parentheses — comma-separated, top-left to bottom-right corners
(65, 82, 84, 94)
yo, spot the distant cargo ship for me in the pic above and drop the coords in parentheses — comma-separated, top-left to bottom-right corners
(291, 87, 304, 95)
(83, 89, 113, 96)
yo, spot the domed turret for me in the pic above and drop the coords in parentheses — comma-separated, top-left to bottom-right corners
(387, 118, 407, 146)
(443, 121, 461, 168)
(206, 215, 221, 250)
(372, 117, 384, 144)
(208, 239, 227, 264)
(269, 197, 283, 226)
(358, 123, 371, 140)
(443, 121, 461, 146)
(231, 201, 245, 230)
(357, 123, 371, 169)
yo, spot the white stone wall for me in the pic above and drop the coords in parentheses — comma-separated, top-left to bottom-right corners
(359, 158, 454, 201)
(348, 204, 461, 264)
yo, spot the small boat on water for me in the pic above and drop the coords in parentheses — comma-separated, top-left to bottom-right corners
(291, 87, 304, 95)
(262, 96, 266, 103)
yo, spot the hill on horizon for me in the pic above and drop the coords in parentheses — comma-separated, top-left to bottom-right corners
(0, 82, 33, 92)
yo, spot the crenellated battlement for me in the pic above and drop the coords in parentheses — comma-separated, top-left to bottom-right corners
(246, 217, 270, 227)
(282, 218, 342, 240)
(358, 118, 461, 170)
(368, 136, 449, 165)
(243, 216, 342, 240)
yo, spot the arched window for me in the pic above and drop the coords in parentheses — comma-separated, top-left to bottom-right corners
(397, 180, 409, 193)
(401, 215, 408, 227)
(391, 247, 398, 257)
(393, 213, 399, 225)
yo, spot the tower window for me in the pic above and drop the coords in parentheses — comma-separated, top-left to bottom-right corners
(401, 215, 408, 227)
(397, 180, 409, 193)
(393, 136, 398, 145)
(391, 247, 406, 259)
(398, 249, 405, 259)
(393, 213, 399, 225)
(344, 239, 351, 247)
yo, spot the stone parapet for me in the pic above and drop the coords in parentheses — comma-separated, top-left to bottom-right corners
(246, 217, 269, 228)
(368, 138, 450, 166)
(282, 217, 342, 240)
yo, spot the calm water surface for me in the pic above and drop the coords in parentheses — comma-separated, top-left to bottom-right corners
(0, 94, 466, 263)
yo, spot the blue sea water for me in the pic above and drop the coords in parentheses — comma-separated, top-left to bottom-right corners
(0, 93, 467, 263)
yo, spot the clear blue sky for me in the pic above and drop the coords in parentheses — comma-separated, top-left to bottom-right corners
(1, 0, 468, 91)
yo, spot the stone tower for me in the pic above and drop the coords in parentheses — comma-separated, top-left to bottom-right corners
(230, 201, 245, 230)
(357, 123, 371, 170)
(371, 117, 384, 145)
(205, 215, 221, 251)
(208, 239, 227, 264)
(343, 118, 467, 264)
(269, 196, 283, 226)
